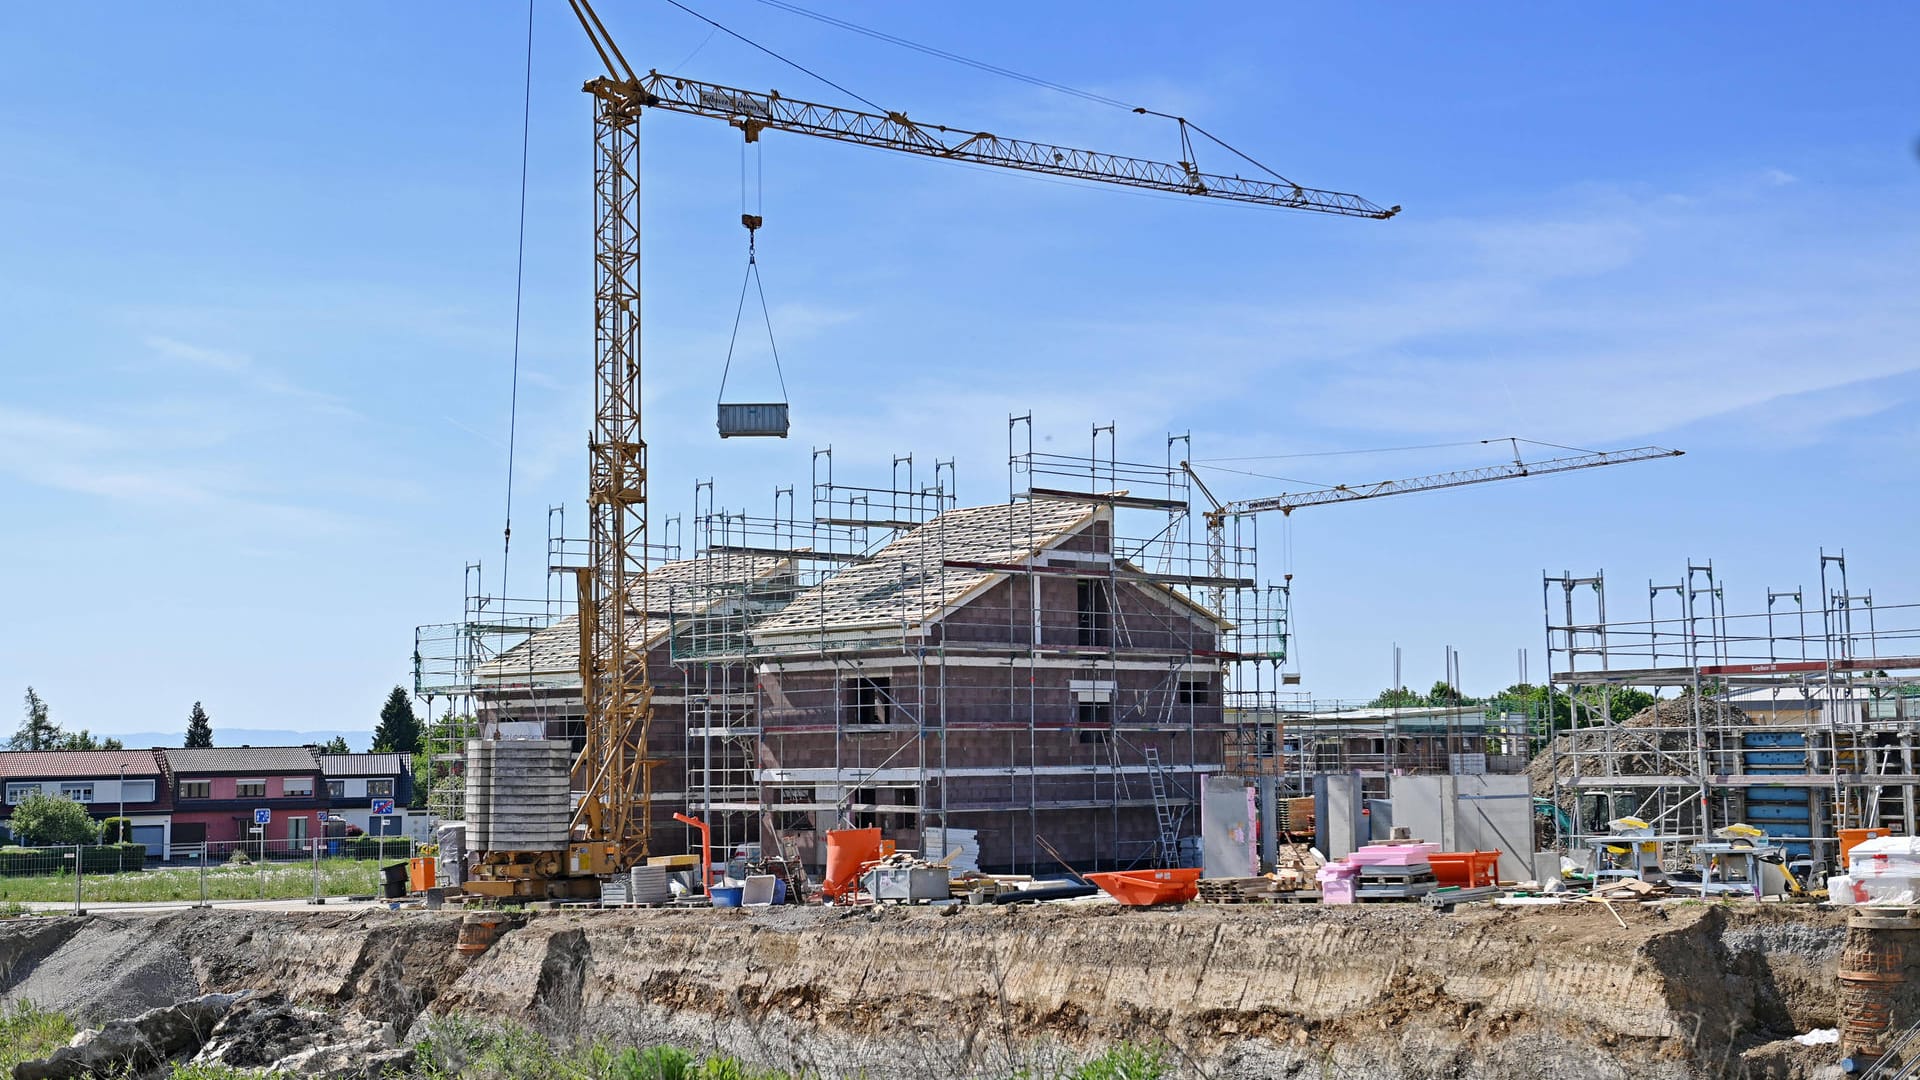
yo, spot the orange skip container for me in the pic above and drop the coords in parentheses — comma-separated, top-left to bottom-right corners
(1083, 868, 1202, 906)
(1427, 851, 1500, 888)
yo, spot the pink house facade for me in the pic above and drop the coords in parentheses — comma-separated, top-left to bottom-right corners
(161, 746, 330, 850)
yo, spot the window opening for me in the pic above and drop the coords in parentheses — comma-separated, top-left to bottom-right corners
(1077, 579, 1112, 647)
(847, 676, 893, 725)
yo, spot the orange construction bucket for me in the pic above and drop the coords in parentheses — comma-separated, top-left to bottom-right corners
(822, 828, 883, 899)
(1842, 828, 1892, 870)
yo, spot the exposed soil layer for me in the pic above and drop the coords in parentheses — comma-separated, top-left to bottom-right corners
(0, 902, 1857, 1079)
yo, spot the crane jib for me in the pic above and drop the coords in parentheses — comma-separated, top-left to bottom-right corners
(637, 73, 1399, 219)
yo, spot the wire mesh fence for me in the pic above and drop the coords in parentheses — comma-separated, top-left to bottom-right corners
(0, 837, 419, 909)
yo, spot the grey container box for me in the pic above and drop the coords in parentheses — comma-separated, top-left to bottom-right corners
(717, 402, 790, 438)
(861, 865, 951, 903)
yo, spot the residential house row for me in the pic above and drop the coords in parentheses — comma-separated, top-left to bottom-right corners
(0, 746, 415, 857)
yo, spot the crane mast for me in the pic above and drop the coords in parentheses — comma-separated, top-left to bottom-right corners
(559, 0, 1396, 874)
(566, 1, 654, 873)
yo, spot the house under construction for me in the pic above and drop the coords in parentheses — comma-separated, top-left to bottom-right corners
(1541, 551, 1920, 869)
(421, 420, 1295, 874)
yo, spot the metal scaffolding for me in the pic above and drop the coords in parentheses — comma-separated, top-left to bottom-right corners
(1543, 551, 1920, 869)
(431, 417, 1295, 875)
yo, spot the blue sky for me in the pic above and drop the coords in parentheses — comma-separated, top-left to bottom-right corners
(2, 3, 1916, 738)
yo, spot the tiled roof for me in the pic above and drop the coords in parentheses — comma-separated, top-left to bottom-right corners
(162, 746, 322, 774)
(476, 554, 792, 680)
(0, 749, 166, 780)
(319, 752, 410, 776)
(753, 499, 1095, 639)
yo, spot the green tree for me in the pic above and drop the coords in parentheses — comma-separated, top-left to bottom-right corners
(58, 729, 124, 751)
(10, 687, 61, 751)
(183, 702, 213, 748)
(1492, 682, 1662, 740)
(1428, 680, 1464, 705)
(98, 816, 133, 844)
(9, 792, 99, 846)
(318, 735, 351, 755)
(410, 751, 430, 809)
(372, 687, 423, 755)
(1367, 686, 1422, 708)
(1607, 687, 1658, 722)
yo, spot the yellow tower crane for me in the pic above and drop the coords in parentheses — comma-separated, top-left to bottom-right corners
(557, 0, 1399, 880)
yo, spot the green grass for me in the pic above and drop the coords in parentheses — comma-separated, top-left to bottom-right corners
(0, 1001, 76, 1074)
(412, 1017, 812, 1080)
(169, 1066, 287, 1080)
(0, 858, 392, 904)
(1066, 1045, 1170, 1080)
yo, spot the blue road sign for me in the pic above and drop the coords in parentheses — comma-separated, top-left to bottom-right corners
(371, 798, 395, 816)
(253, 807, 271, 825)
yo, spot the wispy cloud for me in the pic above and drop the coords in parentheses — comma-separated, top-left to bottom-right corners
(143, 334, 360, 418)
(0, 401, 360, 534)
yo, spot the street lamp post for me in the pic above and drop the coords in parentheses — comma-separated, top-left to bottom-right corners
(117, 764, 126, 873)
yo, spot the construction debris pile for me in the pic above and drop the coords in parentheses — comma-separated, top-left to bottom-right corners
(1528, 696, 1754, 803)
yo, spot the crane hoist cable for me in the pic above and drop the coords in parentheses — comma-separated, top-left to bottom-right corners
(716, 141, 789, 414)
(502, 0, 535, 600)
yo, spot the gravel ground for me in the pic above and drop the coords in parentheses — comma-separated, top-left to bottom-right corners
(0, 916, 199, 1026)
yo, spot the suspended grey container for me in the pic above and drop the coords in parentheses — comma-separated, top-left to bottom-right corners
(717, 402, 790, 438)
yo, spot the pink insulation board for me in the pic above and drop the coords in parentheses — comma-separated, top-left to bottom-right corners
(1346, 843, 1441, 867)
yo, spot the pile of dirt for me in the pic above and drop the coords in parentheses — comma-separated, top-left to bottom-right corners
(0, 916, 198, 1026)
(1529, 695, 1753, 801)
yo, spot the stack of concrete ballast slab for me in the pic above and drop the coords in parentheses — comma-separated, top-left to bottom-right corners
(629, 864, 672, 904)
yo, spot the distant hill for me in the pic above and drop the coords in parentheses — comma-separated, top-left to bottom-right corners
(100, 728, 375, 752)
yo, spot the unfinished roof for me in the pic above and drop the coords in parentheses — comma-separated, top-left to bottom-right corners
(0, 749, 167, 780)
(475, 553, 792, 681)
(319, 752, 410, 777)
(163, 746, 322, 774)
(753, 498, 1096, 640)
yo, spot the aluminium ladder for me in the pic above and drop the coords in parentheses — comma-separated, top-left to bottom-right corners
(1143, 746, 1180, 868)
